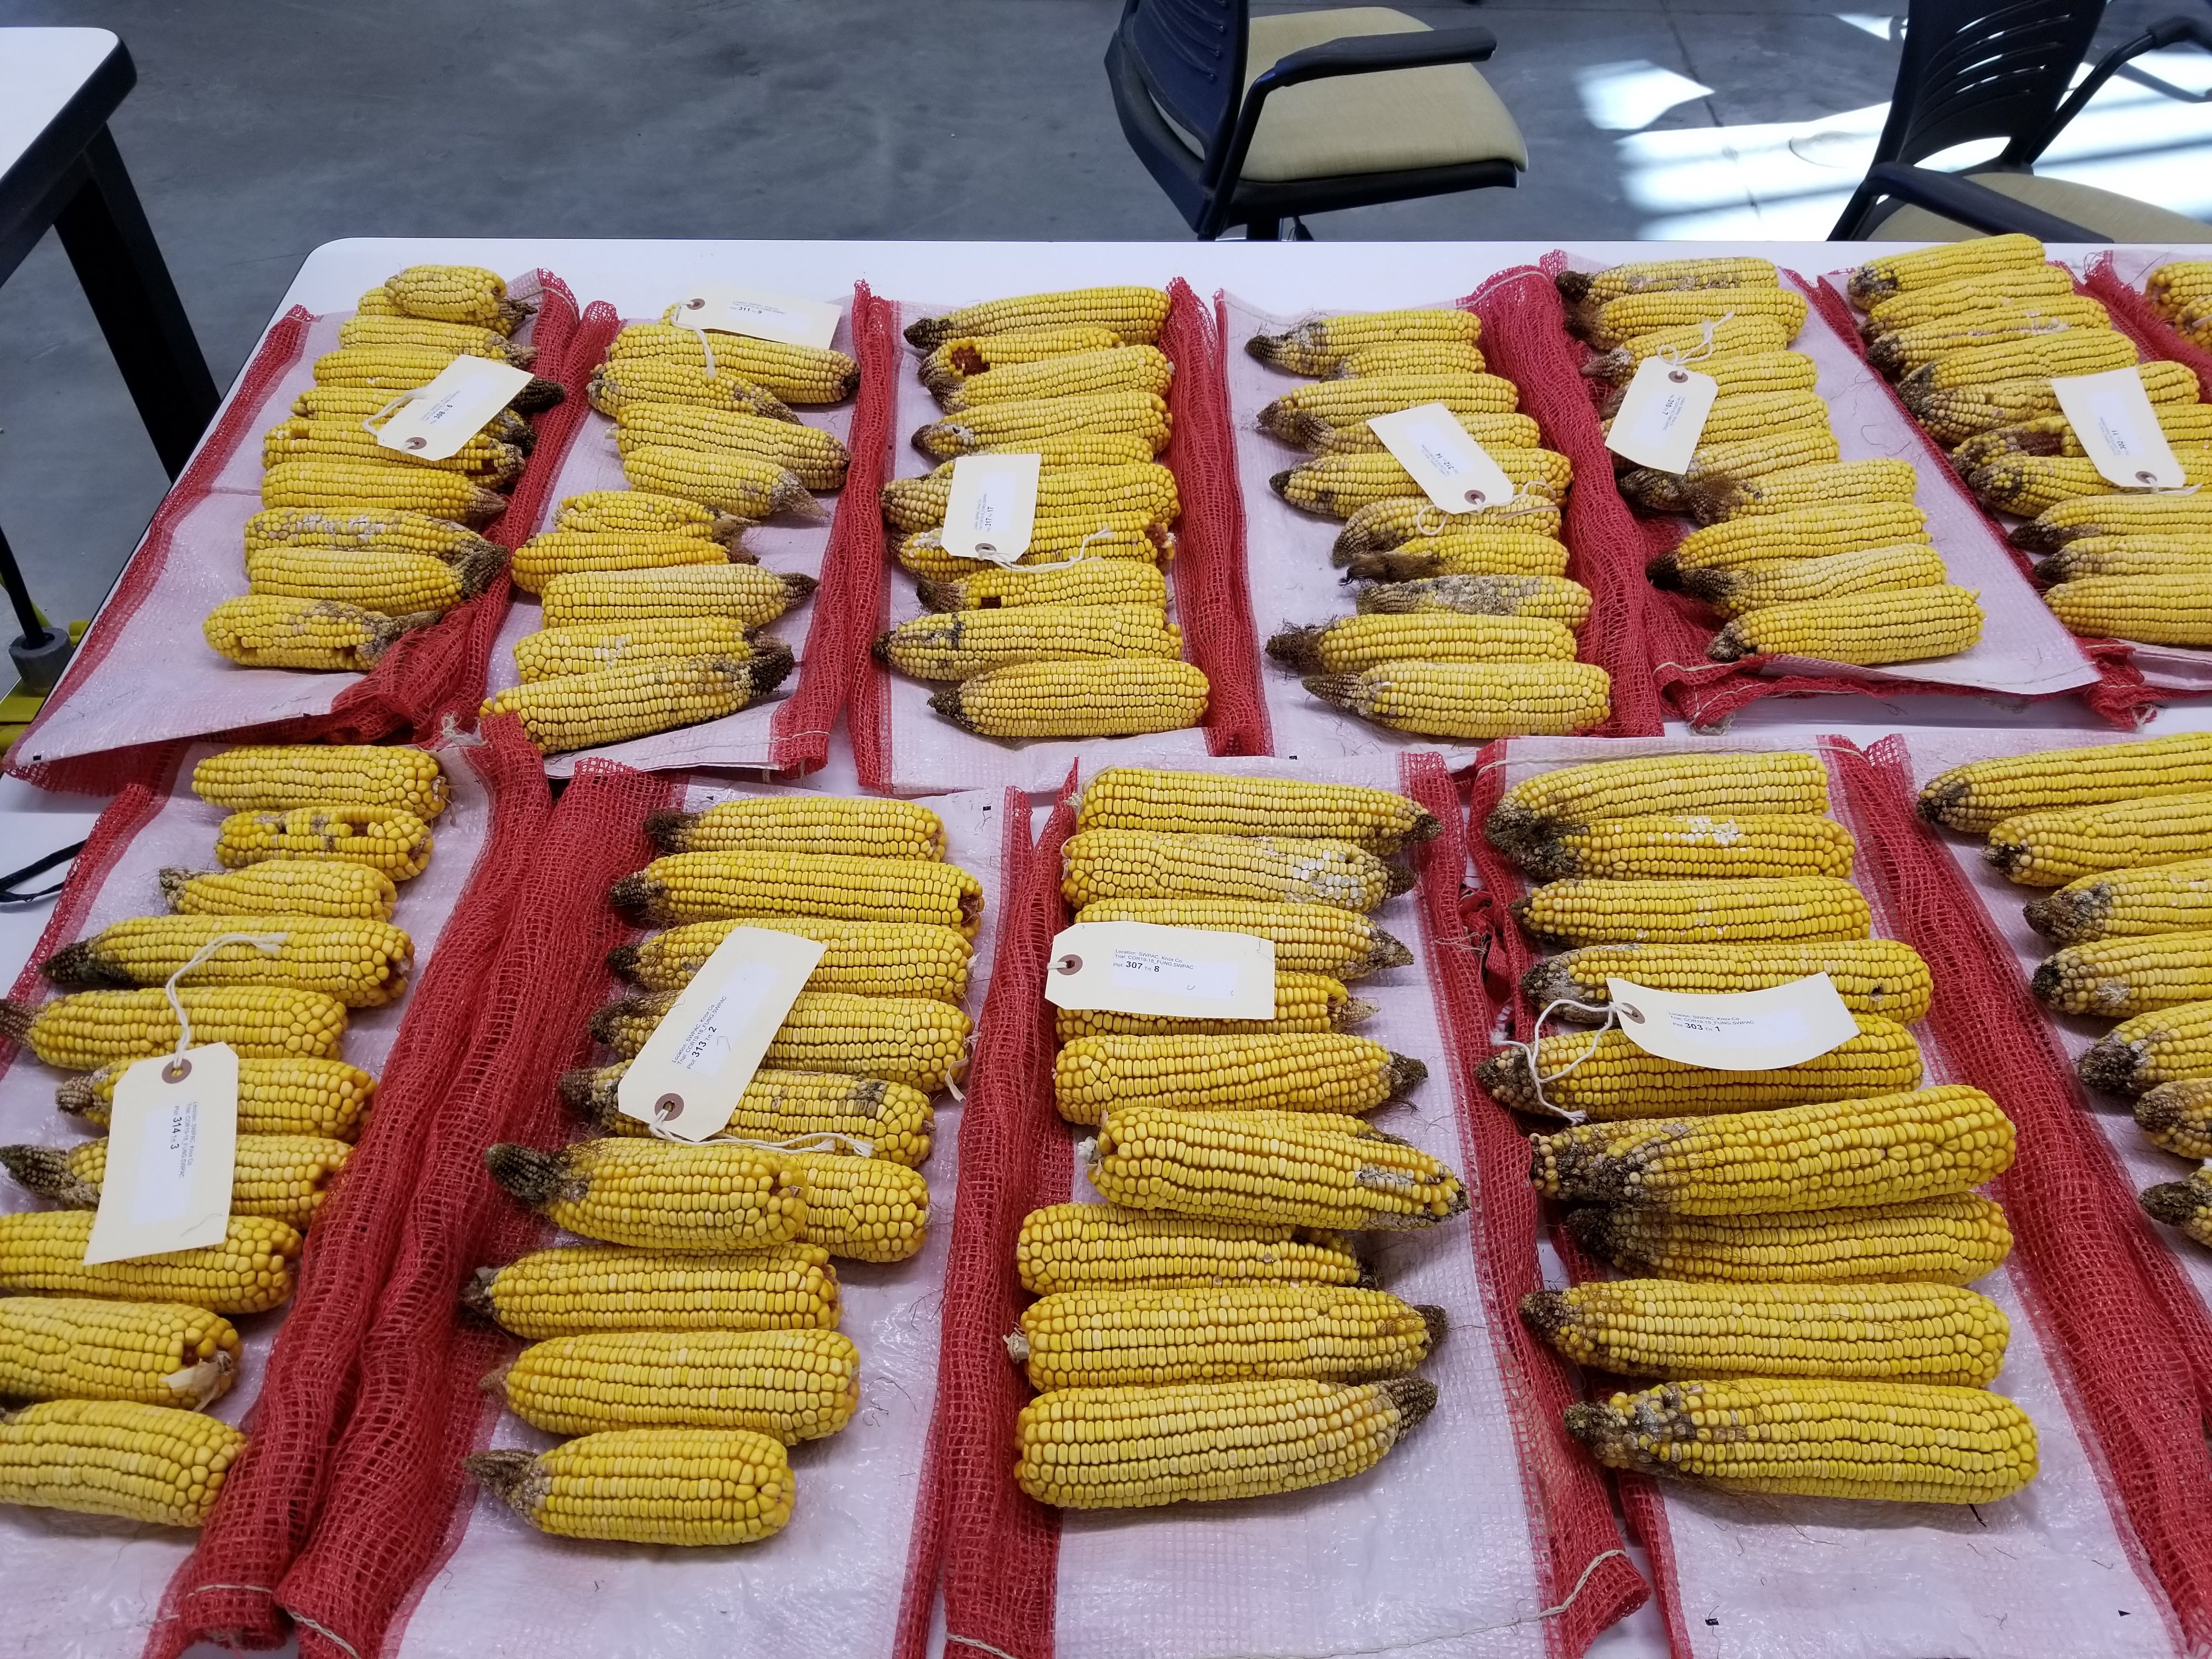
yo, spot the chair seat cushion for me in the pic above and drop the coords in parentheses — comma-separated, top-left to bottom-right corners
(1228, 7, 1527, 182)
(1876, 170, 2212, 242)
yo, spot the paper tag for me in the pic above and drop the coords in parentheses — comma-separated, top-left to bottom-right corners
(1606, 355, 1720, 473)
(84, 1045, 239, 1264)
(673, 283, 842, 351)
(941, 453, 1042, 565)
(1605, 974, 1858, 1071)
(617, 927, 827, 1141)
(2051, 367, 2187, 489)
(1366, 403, 1519, 514)
(371, 356, 534, 461)
(1045, 922, 1276, 1019)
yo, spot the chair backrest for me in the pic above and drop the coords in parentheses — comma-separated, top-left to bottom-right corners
(1869, 0, 2107, 168)
(1123, 0, 1250, 161)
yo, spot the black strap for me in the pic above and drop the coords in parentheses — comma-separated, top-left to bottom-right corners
(0, 839, 86, 906)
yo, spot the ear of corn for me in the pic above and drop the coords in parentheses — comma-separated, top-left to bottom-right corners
(1861, 264, 2078, 332)
(620, 445, 815, 521)
(2141, 1169, 2212, 1246)
(917, 560, 1169, 612)
(1056, 1034, 1419, 1126)
(1268, 613, 1577, 674)
(899, 521, 1173, 580)
(512, 618, 760, 682)
(1678, 545, 1949, 619)
(482, 652, 793, 754)
(466, 1426, 794, 1544)
(591, 989, 969, 1093)
(1973, 453, 2212, 519)
(2034, 534, 2212, 583)
(0, 1211, 301, 1313)
(509, 528, 740, 596)
(938, 346, 1172, 407)
(556, 489, 748, 544)
(650, 795, 945, 860)
(41, 915, 413, 1008)
(1054, 972, 1365, 1042)
(192, 744, 447, 816)
(204, 595, 433, 672)
(259, 459, 507, 525)
(1075, 771, 1432, 853)
(932, 658, 1208, 737)
(1558, 257, 1779, 307)
(2136, 1079, 2212, 1159)
(1357, 573, 1592, 627)
(1903, 331, 2140, 403)
(1071, 898, 1410, 979)
(1920, 735, 2212, 832)
(1583, 287, 1809, 350)
(561, 1061, 933, 1163)
(380, 263, 531, 331)
(2034, 932, 2212, 1016)
(1567, 1195, 2012, 1285)
(2081, 998, 2212, 1093)
(609, 916, 970, 1003)
(1295, 409, 1538, 457)
(2045, 574, 2212, 647)
(612, 850, 983, 935)
(772, 1150, 931, 1260)
(213, 804, 432, 879)
(1259, 375, 1522, 448)
(467, 1241, 839, 1339)
(1016, 1204, 1363, 1294)
(243, 544, 496, 616)
(313, 345, 560, 409)
(613, 404, 849, 488)
(262, 418, 523, 485)
(1510, 812, 1856, 882)
(0, 987, 346, 1066)
(1305, 661, 1612, 740)
(3, 1134, 350, 1229)
(485, 1139, 808, 1251)
(1660, 505, 1930, 579)
(0, 1297, 239, 1409)
(877, 605, 1181, 680)
(1274, 450, 1572, 520)
(242, 507, 499, 566)
(917, 325, 1125, 394)
(0, 1400, 249, 1527)
(2027, 856, 2212, 944)
(59, 1055, 375, 1140)
(1514, 874, 1870, 947)
(539, 565, 815, 629)
(1015, 1285, 1438, 1389)
(1581, 316, 1794, 386)
(1332, 495, 1561, 557)
(1523, 938, 1932, 1022)
(1061, 828, 1407, 912)
(588, 357, 798, 423)
(1918, 363, 2199, 444)
(1623, 428, 1843, 513)
(1248, 307, 1482, 373)
(162, 859, 397, 922)
(1849, 235, 2048, 304)
(1865, 297, 2111, 376)
(1708, 586, 1984, 667)
(1488, 751, 1830, 848)
(495, 1328, 860, 1442)
(1341, 529, 1572, 581)
(904, 287, 1172, 350)
(1986, 791, 2212, 885)
(1686, 459, 1921, 524)
(620, 319, 859, 403)
(335, 314, 528, 363)
(881, 461, 1178, 534)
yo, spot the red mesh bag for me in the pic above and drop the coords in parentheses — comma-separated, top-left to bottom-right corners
(141, 718, 553, 1657)
(2086, 251, 2212, 399)
(900, 768, 1077, 1659)
(0, 782, 171, 1029)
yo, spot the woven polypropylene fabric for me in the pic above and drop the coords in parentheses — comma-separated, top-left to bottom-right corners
(2087, 252, 2212, 401)
(1831, 735, 2212, 1653)
(1468, 263, 1666, 740)
(270, 745, 678, 1659)
(138, 720, 550, 1658)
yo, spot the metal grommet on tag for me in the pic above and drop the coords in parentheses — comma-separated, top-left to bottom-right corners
(654, 1093, 684, 1122)
(1668, 368, 1689, 383)
(1052, 953, 1082, 974)
(1617, 1003, 1645, 1024)
(975, 541, 997, 557)
(404, 436, 427, 450)
(2138, 470, 2159, 485)
(685, 297, 706, 311)
(162, 1057, 192, 1084)
(1463, 488, 1487, 506)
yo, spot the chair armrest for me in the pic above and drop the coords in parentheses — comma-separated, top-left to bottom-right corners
(1852, 162, 2109, 243)
(2022, 15, 2212, 161)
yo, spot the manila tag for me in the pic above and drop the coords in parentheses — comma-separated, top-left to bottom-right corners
(2051, 367, 2187, 490)
(85, 1044, 239, 1265)
(941, 452, 1042, 565)
(1046, 922, 1276, 1020)
(372, 355, 534, 461)
(673, 283, 843, 351)
(1367, 403, 1518, 514)
(617, 927, 827, 1141)
(1606, 354, 1719, 474)
(1605, 974, 1858, 1071)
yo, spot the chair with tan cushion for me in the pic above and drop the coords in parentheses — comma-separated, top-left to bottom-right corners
(1106, 0, 1527, 239)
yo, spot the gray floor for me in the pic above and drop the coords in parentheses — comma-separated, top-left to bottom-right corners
(0, 0, 2190, 632)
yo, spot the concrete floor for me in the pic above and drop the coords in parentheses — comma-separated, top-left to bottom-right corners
(0, 0, 2197, 631)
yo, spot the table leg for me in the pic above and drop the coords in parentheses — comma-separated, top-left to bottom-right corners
(52, 126, 219, 479)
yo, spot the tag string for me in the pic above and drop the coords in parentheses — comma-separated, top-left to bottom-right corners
(1653, 313, 1729, 371)
(684, 313, 720, 377)
(163, 934, 288, 1068)
(358, 387, 426, 437)
(1500, 996, 1616, 1121)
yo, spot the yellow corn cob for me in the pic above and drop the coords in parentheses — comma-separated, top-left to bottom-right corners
(494, 1327, 859, 1441)
(609, 916, 969, 1003)
(241, 507, 498, 567)
(1267, 612, 1578, 673)
(1865, 297, 2111, 376)
(2046, 574, 2212, 647)
(2027, 856, 2212, 945)
(1054, 1032, 1420, 1125)
(939, 346, 1172, 409)
(2011, 489, 2212, 551)
(591, 989, 969, 1092)
(482, 652, 792, 754)
(648, 795, 946, 860)
(1525, 1278, 2007, 1385)
(1296, 409, 1540, 457)
(1612, 390, 1830, 455)
(467, 1241, 839, 1339)
(1849, 234, 2049, 304)
(876, 603, 1181, 680)
(612, 408, 849, 491)
(512, 618, 759, 682)
(1957, 404, 2212, 467)
(1356, 572, 1593, 627)
(898, 520, 1173, 579)
(379, 264, 532, 331)
(1709, 586, 1984, 666)
(1975, 451, 2212, 518)
(1558, 258, 1780, 308)
(613, 849, 983, 935)
(2135, 1078, 2212, 1159)
(203, 595, 431, 672)
(621, 445, 815, 520)
(42, 915, 413, 1008)
(1677, 545, 1949, 618)
(917, 325, 1125, 394)
(0, 1400, 248, 1527)
(292, 387, 533, 449)
(1580, 316, 1795, 386)
(770, 1150, 930, 1260)
(1921, 735, 2212, 833)
(0, 986, 346, 1066)
(1902, 330, 2140, 404)
(1568, 1378, 2038, 1503)
(466, 1426, 793, 1545)
(1622, 430, 1843, 514)
(561, 1062, 934, 1165)
(1071, 898, 1410, 978)
(905, 287, 1171, 349)
(1985, 790, 2212, 885)
(539, 565, 815, 629)
(1482, 1014, 1921, 1120)
(244, 543, 496, 615)
(1567, 1195, 2012, 1285)
(59, 1055, 375, 1141)
(162, 859, 396, 923)
(1689, 459, 1922, 524)
(1582, 287, 1809, 350)
(1053, 972, 1368, 1042)
(1273, 449, 1572, 518)
(916, 560, 1169, 613)
(1306, 661, 1614, 741)
(1511, 812, 1855, 882)
(881, 462, 1178, 534)
(1017, 1205, 1363, 1293)
(1597, 353, 1821, 420)
(1530, 1085, 2015, 1212)
(1015, 1284, 1436, 1390)
(1060, 828, 1407, 912)
(1513, 874, 1870, 947)
(0, 1211, 300, 1313)
(262, 418, 522, 486)
(1246, 307, 1482, 374)
(2149, 259, 2212, 312)
(1087, 1105, 1465, 1231)
(509, 528, 740, 596)
(1340, 529, 1572, 582)
(2081, 999, 2212, 1093)
(312, 345, 560, 409)
(193, 744, 446, 817)
(911, 404, 1171, 464)
(1658, 504, 1931, 580)
(2141, 1168, 2212, 1245)
(1321, 341, 1490, 380)
(932, 657, 1210, 737)
(1331, 495, 1561, 556)
(2034, 931, 2212, 1016)
(1488, 751, 1829, 847)
(619, 319, 859, 404)
(0, 1297, 238, 1409)
(1862, 263, 2077, 333)
(213, 804, 433, 880)
(485, 1138, 806, 1250)
(586, 357, 798, 424)
(1917, 362, 2199, 445)
(1258, 374, 1522, 447)
(1523, 938, 1932, 1023)
(258, 458, 507, 526)
(3, 1134, 349, 1229)
(2034, 535, 2212, 583)
(556, 488, 748, 544)
(1014, 1376, 1434, 1509)
(335, 314, 528, 363)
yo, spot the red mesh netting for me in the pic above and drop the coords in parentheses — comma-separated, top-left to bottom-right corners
(901, 770, 1078, 1659)
(2086, 252, 2212, 401)
(775, 284, 898, 776)
(1465, 264, 1664, 740)
(1830, 734, 2212, 1650)
(1404, 754, 1645, 1658)
(1164, 281, 1267, 758)
(142, 719, 552, 1657)
(0, 783, 170, 1047)
(850, 296, 901, 793)
(263, 746, 680, 1659)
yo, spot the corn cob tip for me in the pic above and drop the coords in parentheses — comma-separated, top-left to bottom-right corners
(1519, 1289, 1568, 1338)
(38, 941, 129, 991)
(2077, 1038, 2140, 1096)
(1339, 996, 1381, 1028)
(915, 579, 962, 613)
(1003, 1329, 1030, 1365)
(589, 999, 647, 1048)
(1380, 1374, 1438, 1434)
(2134, 1091, 2190, 1142)
(0, 1144, 97, 1207)
(1915, 780, 1973, 829)
(53, 1074, 95, 1117)
(1385, 1050, 1429, 1094)
(1372, 930, 1419, 974)
(1705, 625, 1759, 663)
(1266, 627, 1331, 673)
(1418, 1304, 1448, 1346)
(606, 944, 644, 981)
(555, 1067, 599, 1114)
(1554, 270, 1596, 303)
(1561, 1204, 1618, 1257)
(1476, 1048, 1549, 1113)
(484, 1142, 577, 1210)
(2141, 1181, 2202, 1227)
(927, 685, 979, 734)
(0, 1000, 33, 1045)
(2027, 961, 2067, 1007)
(1645, 552, 1686, 591)
(1302, 673, 1360, 712)
(478, 1358, 515, 1397)
(642, 809, 693, 853)
(460, 1266, 500, 1322)
(462, 1448, 541, 1515)
(1562, 1400, 1621, 1455)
